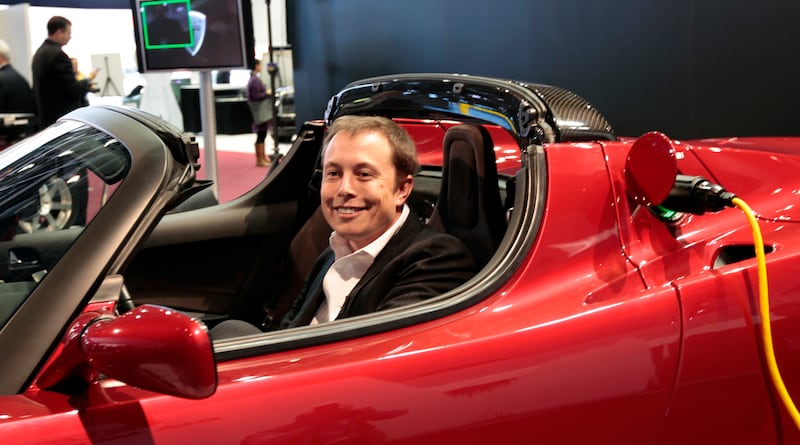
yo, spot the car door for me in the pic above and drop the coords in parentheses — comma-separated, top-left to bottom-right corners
(123, 122, 326, 324)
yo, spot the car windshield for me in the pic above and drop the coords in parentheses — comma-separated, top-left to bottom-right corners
(0, 121, 131, 328)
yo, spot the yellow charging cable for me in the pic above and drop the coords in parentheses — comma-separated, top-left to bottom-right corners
(732, 197, 800, 430)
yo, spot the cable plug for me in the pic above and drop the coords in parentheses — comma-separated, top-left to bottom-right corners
(659, 175, 737, 215)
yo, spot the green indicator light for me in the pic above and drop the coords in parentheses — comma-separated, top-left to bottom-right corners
(651, 205, 684, 223)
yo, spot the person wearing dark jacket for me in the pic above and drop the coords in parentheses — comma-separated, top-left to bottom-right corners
(31, 16, 96, 128)
(280, 210, 477, 328)
(0, 39, 36, 114)
(0, 39, 36, 147)
(280, 115, 476, 328)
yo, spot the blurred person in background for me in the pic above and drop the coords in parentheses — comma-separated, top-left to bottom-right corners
(31, 16, 97, 128)
(0, 39, 35, 114)
(246, 59, 274, 167)
(70, 58, 98, 107)
(0, 39, 36, 148)
(31, 16, 94, 224)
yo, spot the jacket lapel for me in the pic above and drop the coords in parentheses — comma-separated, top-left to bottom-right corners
(345, 216, 423, 304)
(291, 250, 335, 326)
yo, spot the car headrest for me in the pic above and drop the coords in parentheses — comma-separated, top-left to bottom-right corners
(428, 124, 507, 267)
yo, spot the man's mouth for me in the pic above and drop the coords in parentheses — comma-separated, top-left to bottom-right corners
(335, 206, 365, 215)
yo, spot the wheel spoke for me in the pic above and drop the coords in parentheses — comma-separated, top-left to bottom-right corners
(43, 213, 57, 229)
(50, 203, 71, 211)
(17, 221, 32, 233)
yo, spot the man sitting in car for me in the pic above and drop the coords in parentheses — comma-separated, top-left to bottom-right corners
(280, 115, 476, 327)
(211, 116, 475, 338)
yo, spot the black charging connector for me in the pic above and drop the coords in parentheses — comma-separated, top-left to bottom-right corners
(658, 175, 737, 215)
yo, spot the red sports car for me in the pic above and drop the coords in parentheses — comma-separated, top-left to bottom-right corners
(1, 73, 799, 444)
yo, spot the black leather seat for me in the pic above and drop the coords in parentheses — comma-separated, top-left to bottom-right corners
(428, 124, 507, 268)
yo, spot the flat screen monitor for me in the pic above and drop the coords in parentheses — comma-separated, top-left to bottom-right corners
(130, 0, 255, 72)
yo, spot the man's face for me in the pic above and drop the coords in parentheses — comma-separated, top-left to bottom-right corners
(320, 131, 413, 251)
(55, 25, 72, 45)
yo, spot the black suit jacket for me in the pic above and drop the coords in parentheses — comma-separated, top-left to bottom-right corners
(281, 215, 477, 328)
(31, 39, 92, 127)
(0, 64, 36, 113)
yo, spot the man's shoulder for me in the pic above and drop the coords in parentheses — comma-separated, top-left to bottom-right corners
(392, 216, 470, 254)
(367, 217, 477, 288)
(3, 64, 21, 75)
(0, 66, 23, 81)
(33, 41, 63, 58)
(0, 65, 21, 79)
(34, 40, 56, 51)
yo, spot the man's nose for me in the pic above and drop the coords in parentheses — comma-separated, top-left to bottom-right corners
(337, 172, 356, 196)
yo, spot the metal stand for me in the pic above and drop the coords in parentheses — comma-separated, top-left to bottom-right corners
(100, 56, 121, 96)
(199, 71, 219, 200)
(266, 0, 280, 162)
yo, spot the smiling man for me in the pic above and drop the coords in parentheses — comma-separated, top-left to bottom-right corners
(280, 115, 477, 328)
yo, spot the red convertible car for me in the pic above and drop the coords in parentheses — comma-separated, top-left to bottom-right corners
(1, 73, 799, 444)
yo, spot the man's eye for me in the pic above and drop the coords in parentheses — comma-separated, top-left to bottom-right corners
(324, 170, 341, 179)
(356, 170, 374, 179)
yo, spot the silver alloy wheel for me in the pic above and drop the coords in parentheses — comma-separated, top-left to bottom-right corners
(17, 176, 74, 233)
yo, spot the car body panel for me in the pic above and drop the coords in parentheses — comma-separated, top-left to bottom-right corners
(686, 140, 800, 221)
(3, 285, 680, 444)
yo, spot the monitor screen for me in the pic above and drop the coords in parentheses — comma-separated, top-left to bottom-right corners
(131, 0, 255, 72)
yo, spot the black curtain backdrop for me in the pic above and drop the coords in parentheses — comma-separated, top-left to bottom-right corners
(289, 0, 800, 140)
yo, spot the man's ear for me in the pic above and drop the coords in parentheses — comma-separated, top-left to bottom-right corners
(396, 175, 414, 203)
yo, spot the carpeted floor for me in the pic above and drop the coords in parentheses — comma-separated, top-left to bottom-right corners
(196, 134, 291, 203)
(197, 148, 270, 203)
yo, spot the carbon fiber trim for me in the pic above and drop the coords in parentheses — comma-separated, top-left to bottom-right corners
(526, 83, 616, 142)
(328, 74, 617, 144)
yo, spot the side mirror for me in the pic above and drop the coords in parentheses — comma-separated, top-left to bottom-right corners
(36, 304, 216, 399)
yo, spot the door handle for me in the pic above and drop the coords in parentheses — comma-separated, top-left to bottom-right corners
(9, 248, 40, 269)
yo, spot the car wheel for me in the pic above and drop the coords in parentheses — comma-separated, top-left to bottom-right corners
(17, 175, 75, 233)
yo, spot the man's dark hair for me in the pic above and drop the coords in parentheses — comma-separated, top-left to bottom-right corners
(47, 16, 71, 36)
(323, 115, 420, 182)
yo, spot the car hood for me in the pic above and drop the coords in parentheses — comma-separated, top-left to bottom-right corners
(684, 137, 800, 222)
